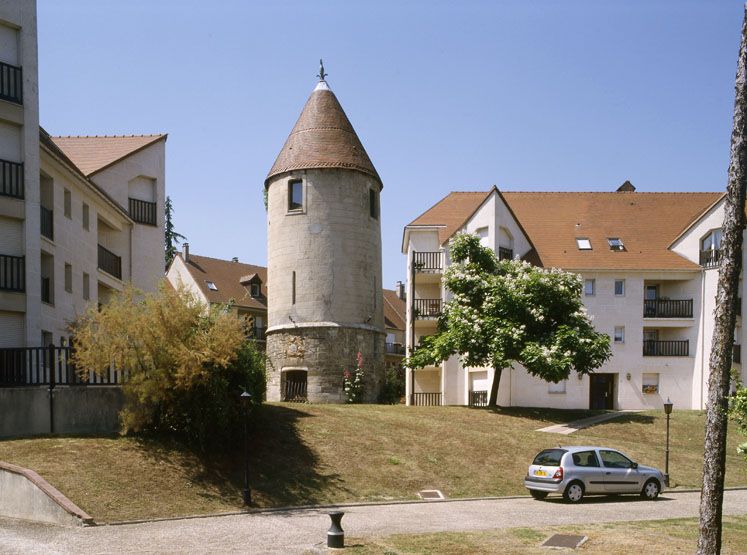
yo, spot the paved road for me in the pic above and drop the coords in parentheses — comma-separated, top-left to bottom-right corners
(2, 490, 747, 554)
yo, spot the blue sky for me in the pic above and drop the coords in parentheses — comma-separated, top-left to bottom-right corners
(38, 1, 744, 287)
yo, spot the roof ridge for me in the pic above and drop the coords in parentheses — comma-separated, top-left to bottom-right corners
(51, 133, 165, 139)
(501, 190, 723, 195)
(189, 253, 266, 269)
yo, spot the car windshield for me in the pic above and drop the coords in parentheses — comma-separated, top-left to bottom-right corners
(532, 449, 567, 466)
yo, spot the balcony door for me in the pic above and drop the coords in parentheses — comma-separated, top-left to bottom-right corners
(589, 373, 615, 410)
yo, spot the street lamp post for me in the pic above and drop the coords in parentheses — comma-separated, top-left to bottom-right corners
(240, 390, 252, 506)
(663, 397, 673, 487)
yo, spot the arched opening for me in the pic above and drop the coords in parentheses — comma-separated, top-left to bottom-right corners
(282, 368, 308, 402)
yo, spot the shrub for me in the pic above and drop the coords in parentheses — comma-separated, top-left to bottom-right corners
(378, 364, 405, 404)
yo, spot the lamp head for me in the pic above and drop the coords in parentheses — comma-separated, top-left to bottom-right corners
(664, 397, 673, 415)
(240, 390, 252, 406)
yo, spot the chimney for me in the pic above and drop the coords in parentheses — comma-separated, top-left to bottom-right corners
(616, 180, 636, 192)
(232, 257, 239, 263)
(396, 280, 406, 301)
(182, 242, 189, 263)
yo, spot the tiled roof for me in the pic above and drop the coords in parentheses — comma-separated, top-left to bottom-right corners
(383, 289, 406, 331)
(266, 82, 381, 187)
(407, 190, 492, 245)
(50, 134, 166, 176)
(180, 254, 268, 311)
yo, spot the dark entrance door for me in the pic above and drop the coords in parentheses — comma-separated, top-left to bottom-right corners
(589, 373, 615, 410)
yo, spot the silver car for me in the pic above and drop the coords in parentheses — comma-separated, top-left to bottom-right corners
(524, 446, 666, 503)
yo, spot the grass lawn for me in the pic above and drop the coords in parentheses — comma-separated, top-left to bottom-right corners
(0, 404, 746, 522)
(344, 515, 747, 554)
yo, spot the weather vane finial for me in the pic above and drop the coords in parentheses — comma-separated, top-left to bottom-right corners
(317, 59, 328, 81)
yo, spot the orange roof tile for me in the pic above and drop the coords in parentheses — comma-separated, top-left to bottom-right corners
(383, 289, 406, 331)
(408, 190, 492, 245)
(180, 254, 267, 311)
(50, 134, 166, 176)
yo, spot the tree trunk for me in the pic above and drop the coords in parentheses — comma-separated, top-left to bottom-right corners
(698, 7, 747, 554)
(488, 366, 503, 407)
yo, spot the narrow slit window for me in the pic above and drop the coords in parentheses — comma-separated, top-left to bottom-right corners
(369, 189, 378, 219)
(288, 180, 303, 211)
(292, 271, 296, 304)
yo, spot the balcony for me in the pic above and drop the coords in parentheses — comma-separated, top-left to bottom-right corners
(643, 299, 693, 319)
(251, 326, 267, 341)
(643, 340, 689, 357)
(0, 254, 24, 292)
(129, 198, 158, 226)
(413, 298, 443, 319)
(40, 206, 53, 241)
(469, 390, 488, 407)
(413, 251, 443, 273)
(0, 159, 23, 199)
(498, 247, 513, 261)
(410, 392, 442, 406)
(735, 344, 742, 364)
(385, 342, 406, 356)
(0, 61, 22, 105)
(98, 244, 122, 280)
(700, 249, 721, 268)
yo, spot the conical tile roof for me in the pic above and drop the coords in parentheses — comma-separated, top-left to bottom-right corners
(266, 81, 381, 188)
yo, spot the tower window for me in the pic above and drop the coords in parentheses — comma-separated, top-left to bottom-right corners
(369, 189, 378, 219)
(288, 180, 303, 211)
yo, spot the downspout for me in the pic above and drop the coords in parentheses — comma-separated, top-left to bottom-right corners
(700, 267, 707, 410)
(409, 249, 416, 406)
(129, 223, 134, 282)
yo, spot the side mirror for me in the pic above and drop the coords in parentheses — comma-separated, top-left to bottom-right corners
(631, 462, 638, 469)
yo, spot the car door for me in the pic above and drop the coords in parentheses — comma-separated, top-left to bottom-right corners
(570, 449, 605, 494)
(598, 449, 641, 493)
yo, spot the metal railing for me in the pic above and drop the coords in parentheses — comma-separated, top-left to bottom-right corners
(283, 375, 307, 402)
(98, 244, 122, 280)
(0, 159, 23, 198)
(251, 326, 267, 341)
(0, 254, 24, 292)
(413, 298, 443, 319)
(411, 392, 442, 406)
(40, 205, 53, 240)
(128, 198, 158, 226)
(0, 61, 22, 104)
(385, 342, 406, 355)
(0, 346, 125, 387)
(700, 249, 721, 268)
(642, 340, 689, 357)
(735, 344, 742, 364)
(498, 247, 513, 261)
(643, 299, 693, 319)
(469, 390, 488, 407)
(413, 251, 443, 272)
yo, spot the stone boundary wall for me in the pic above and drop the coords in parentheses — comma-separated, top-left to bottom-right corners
(0, 386, 123, 438)
(0, 461, 94, 526)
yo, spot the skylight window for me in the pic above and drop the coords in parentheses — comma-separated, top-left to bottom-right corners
(206, 281, 218, 291)
(608, 238, 625, 251)
(576, 238, 592, 250)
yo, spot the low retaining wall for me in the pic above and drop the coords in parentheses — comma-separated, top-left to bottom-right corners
(0, 461, 94, 526)
(0, 386, 124, 438)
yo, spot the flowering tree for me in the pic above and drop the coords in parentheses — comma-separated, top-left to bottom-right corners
(343, 351, 365, 403)
(407, 233, 611, 407)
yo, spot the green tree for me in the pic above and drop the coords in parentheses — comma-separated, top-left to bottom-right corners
(406, 233, 611, 407)
(165, 195, 186, 270)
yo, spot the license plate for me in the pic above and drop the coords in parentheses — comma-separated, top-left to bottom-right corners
(534, 470, 547, 477)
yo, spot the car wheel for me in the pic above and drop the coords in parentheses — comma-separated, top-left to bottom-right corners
(529, 490, 548, 500)
(563, 481, 585, 504)
(641, 479, 660, 500)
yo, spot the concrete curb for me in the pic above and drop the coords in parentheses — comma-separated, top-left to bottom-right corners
(0, 461, 95, 526)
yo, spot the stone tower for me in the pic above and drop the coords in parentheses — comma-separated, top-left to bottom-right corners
(265, 67, 385, 403)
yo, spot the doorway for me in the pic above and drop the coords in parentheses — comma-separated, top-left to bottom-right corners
(589, 373, 615, 410)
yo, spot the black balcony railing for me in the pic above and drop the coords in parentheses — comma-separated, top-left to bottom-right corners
(40, 206, 53, 240)
(385, 342, 406, 355)
(413, 298, 443, 319)
(98, 244, 122, 280)
(128, 198, 158, 226)
(0, 254, 24, 292)
(251, 326, 267, 341)
(0, 159, 23, 199)
(469, 390, 488, 407)
(700, 249, 721, 268)
(498, 247, 514, 261)
(0, 346, 125, 387)
(643, 340, 689, 357)
(643, 299, 693, 319)
(0, 61, 22, 105)
(411, 392, 442, 406)
(735, 344, 742, 364)
(413, 251, 443, 272)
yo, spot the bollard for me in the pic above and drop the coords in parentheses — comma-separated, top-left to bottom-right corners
(327, 511, 345, 548)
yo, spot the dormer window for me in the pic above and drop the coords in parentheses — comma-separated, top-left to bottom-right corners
(251, 283, 260, 298)
(701, 229, 722, 252)
(608, 238, 624, 251)
(206, 281, 218, 291)
(576, 238, 592, 250)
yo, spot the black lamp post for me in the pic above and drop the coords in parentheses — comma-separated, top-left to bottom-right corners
(663, 397, 673, 486)
(240, 390, 252, 506)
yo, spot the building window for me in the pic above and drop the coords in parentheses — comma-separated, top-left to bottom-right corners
(64, 189, 72, 218)
(292, 271, 296, 304)
(576, 238, 592, 250)
(614, 279, 625, 296)
(82, 202, 89, 230)
(614, 326, 625, 343)
(64, 263, 72, 293)
(548, 380, 567, 394)
(476, 226, 489, 248)
(288, 180, 303, 211)
(608, 237, 624, 251)
(369, 189, 378, 220)
(584, 279, 595, 296)
(83, 272, 90, 300)
(250, 283, 260, 298)
(642, 373, 659, 394)
(206, 281, 218, 291)
(701, 229, 722, 251)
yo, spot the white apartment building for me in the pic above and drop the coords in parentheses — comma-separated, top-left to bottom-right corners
(403, 183, 741, 411)
(0, 0, 166, 350)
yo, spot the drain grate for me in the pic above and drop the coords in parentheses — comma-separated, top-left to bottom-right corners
(541, 534, 588, 549)
(418, 489, 445, 500)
